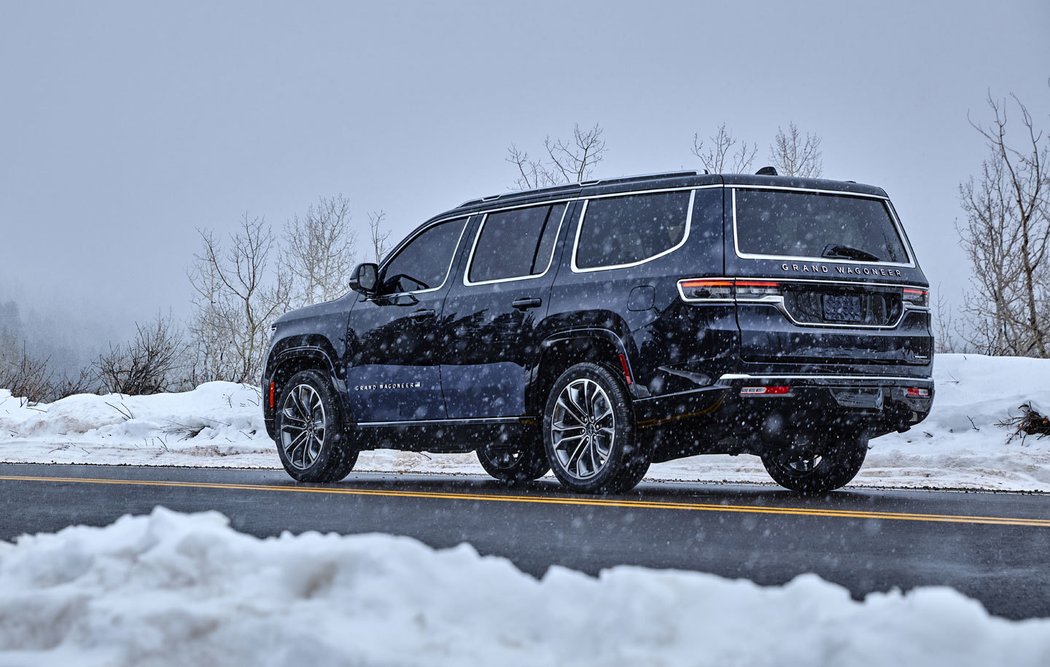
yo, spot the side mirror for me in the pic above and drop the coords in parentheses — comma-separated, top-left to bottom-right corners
(348, 262, 379, 295)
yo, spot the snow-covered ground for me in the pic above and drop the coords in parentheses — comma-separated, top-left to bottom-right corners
(0, 508, 1047, 666)
(1, 354, 1049, 492)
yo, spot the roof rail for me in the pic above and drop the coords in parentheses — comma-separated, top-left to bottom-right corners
(458, 170, 703, 208)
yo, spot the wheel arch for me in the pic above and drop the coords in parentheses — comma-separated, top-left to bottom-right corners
(264, 341, 345, 436)
(528, 328, 639, 416)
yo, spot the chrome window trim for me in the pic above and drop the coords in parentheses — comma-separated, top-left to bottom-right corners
(730, 187, 917, 268)
(377, 215, 471, 297)
(462, 203, 569, 287)
(469, 196, 577, 215)
(570, 187, 704, 274)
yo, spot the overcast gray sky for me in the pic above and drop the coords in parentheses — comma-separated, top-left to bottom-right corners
(1, 0, 1048, 345)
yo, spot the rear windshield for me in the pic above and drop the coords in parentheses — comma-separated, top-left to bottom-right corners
(734, 189, 910, 264)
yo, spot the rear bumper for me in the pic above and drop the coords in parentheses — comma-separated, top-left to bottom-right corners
(715, 372, 933, 419)
(635, 371, 934, 459)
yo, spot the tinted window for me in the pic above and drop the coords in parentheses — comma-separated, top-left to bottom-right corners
(734, 189, 909, 263)
(382, 217, 466, 293)
(575, 191, 691, 270)
(468, 204, 565, 283)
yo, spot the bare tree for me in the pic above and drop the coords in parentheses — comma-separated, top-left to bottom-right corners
(691, 123, 758, 173)
(958, 92, 1049, 357)
(282, 195, 357, 305)
(507, 123, 607, 190)
(96, 314, 187, 395)
(368, 210, 392, 263)
(189, 214, 290, 384)
(770, 122, 823, 178)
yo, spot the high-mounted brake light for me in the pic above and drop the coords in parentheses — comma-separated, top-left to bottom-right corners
(740, 385, 792, 396)
(678, 278, 782, 302)
(902, 287, 930, 309)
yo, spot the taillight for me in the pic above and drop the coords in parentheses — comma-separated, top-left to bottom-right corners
(902, 287, 930, 308)
(678, 278, 782, 302)
(741, 385, 792, 396)
(678, 278, 735, 301)
(906, 387, 930, 398)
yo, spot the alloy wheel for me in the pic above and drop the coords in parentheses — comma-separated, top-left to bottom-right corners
(279, 383, 326, 471)
(550, 378, 615, 480)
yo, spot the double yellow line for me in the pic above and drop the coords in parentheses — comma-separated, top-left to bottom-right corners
(2, 474, 1048, 528)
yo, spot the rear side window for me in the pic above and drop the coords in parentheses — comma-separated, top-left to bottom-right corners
(574, 191, 692, 270)
(468, 204, 566, 283)
(382, 217, 466, 293)
(734, 189, 910, 264)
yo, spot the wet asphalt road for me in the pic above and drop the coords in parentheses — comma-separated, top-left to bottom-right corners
(1, 463, 1048, 620)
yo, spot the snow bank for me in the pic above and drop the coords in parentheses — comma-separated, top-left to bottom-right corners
(0, 509, 1047, 667)
(0, 382, 269, 464)
(2, 354, 1050, 491)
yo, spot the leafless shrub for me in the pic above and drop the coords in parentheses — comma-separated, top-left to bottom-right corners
(507, 123, 607, 190)
(999, 402, 1050, 443)
(692, 123, 758, 174)
(52, 367, 100, 398)
(958, 91, 1048, 357)
(0, 342, 54, 403)
(96, 314, 187, 395)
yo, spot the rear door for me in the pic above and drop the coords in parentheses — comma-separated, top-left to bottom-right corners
(440, 201, 572, 418)
(725, 185, 932, 366)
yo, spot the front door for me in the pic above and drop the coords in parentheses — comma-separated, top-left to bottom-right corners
(345, 216, 470, 423)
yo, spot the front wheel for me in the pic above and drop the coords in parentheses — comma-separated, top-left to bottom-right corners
(760, 429, 869, 494)
(275, 370, 358, 483)
(542, 362, 650, 494)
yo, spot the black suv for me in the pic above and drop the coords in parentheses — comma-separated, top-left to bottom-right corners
(263, 171, 933, 493)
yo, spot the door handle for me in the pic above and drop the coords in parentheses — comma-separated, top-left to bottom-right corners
(512, 297, 542, 310)
(408, 308, 436, 320)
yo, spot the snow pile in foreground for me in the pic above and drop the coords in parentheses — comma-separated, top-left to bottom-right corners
(2, 354, 1050, 492)
(0, 509, 1047, 667)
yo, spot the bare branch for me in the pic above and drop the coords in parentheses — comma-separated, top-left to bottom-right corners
(769, 122, 823, 178)
(692, 123, 757, 173)
(506, 123, 607, 190)
(368, 210, 391, 263)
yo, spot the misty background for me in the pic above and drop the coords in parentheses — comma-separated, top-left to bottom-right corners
(1, 0, 1048, 387)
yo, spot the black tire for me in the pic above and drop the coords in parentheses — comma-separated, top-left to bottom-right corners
(476, 433, 550, 485)
(274, 370, 358, 483)
(542, 362, 650, 494)
(760, 429, 869, 494)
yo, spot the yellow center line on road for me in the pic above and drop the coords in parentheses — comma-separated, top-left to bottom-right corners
(2, 473, 1049, 528)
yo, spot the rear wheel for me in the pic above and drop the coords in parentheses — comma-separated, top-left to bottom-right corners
(761, 428, 868, 494)
(476, 436, 549, 485)
(542, 362, 650, 494)
(275, 370, 358, 483)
